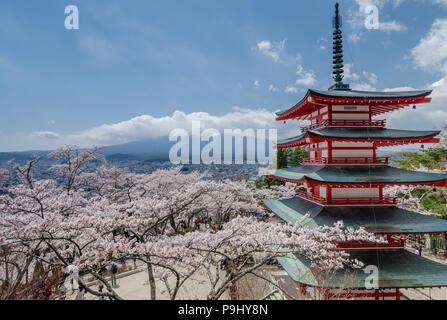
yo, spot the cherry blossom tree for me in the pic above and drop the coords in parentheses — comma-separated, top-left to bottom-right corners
(0, 145, 384, 300)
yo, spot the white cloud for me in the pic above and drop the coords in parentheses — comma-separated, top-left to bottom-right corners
(256, 40, 286, 63)
(379, 21, 407, 31)
(433, 0, 447, 6)
(254, 80, 261, 87)
(351, 83, 376, 91)
(410, 19, 447, 73)
(32, 131, 60, 139)
(362, 71, 378, 84)
(317, 38, 328, 50)
(295, 65, 318, 86)
(284, 86, 298, 94)
(393, 0, 406, 6)
(348, 33, 362, 43)
(68, 108, 287, 147)
(383, 86, 415, 92)
(78, 34, 124, 64)
(3, 108, 303, 152)
(268, 84, 278, 92)
(344, 64, 360, 81)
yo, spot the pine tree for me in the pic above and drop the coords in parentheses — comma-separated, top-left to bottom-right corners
(288, 148, 309, 167)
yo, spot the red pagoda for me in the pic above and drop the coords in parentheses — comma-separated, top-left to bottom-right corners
(264, 3, 447, 300)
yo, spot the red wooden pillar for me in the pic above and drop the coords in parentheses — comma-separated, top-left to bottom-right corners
(379, 185, 383, 201)
(328, 140, 333, 163)
(328, 104, 333, 126)
(396, 288, 402, 300)
(374, 289, 380, 300)
(373, 142, 377, 161)
(327, 185, 332, 204)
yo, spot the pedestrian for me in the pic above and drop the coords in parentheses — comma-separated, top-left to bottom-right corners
(44, 280, 52, 300)
(110, 263, 118, 287)
(59, 282, 66, 300)
(120, 257, 126, 266)
(98, 283, 105, 300)
(417, 244, 423, 256)
(220, 258, 227, 270)
(75, 286, 85, 300)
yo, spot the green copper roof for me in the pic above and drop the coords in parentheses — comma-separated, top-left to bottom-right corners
(278, 249, 447, 289)
(277, 128, 441, 146)
(263, 197, 447, 234)
(268, 166, 447, 184)
(310, 89, 432, 99)
(275, 89, 432, 116)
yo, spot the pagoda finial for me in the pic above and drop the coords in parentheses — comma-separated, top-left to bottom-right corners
(329, 2, 350, 91)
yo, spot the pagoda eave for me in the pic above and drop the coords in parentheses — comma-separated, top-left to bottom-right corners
(263, 197, 447, 235)
(275, 129, 441, 149)
(278, 249, 447, 289)
(268, 174, 447, 188)
(276, 90, 432, 121)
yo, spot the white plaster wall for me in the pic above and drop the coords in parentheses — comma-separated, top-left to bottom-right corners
(332, 141, 373, 147)
(332, 149, 374, 157)
(332, 105, 370, 112)
(332, 113, 370, 120)
(332, 188, 379, 198)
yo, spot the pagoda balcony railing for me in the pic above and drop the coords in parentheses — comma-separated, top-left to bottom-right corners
(296, 190, 397, 206)
(300, 157, 390, 166)
(301, 119, 386, 132)
(337, 238, 405, 249)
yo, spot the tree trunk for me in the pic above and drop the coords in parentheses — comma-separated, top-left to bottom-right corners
(146, 259, 156, 300)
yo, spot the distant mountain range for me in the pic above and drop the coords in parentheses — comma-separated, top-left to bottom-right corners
(0, 135, 276, 164)
(0, 135, 422, 165)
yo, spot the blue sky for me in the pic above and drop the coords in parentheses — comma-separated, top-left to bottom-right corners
(1, 0, 447, 151)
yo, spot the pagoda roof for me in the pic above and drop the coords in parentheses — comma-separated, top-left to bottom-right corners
(263, 197, 447, 234)
(268, 166, 447, 186)
(276, 89, 432, 121)
(310, 88, 432, 100)
(278, 249, 447, 289)
(277, 128, 440, 148)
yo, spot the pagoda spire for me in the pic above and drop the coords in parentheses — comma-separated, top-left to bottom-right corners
(329, 3, 350, 91)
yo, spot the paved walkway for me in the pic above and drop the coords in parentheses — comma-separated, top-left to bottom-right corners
(66, 264, 230, 300)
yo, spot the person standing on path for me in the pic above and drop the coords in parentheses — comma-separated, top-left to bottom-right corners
(75, 286, 85, 300)
(59, 283, 66, 300)
(110, 263, 118, 287)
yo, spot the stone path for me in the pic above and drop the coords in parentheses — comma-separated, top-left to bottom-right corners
(65, 264, 229, 300)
